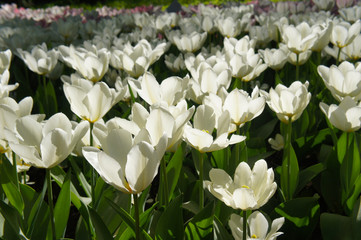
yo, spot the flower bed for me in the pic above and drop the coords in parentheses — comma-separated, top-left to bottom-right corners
(1, 0, 361, 239)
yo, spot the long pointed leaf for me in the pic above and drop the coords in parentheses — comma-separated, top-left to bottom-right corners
(54, 170, 71, 239)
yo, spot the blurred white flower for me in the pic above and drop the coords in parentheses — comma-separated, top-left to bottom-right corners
(110, 39, 168, 78)
(259, 48, 289, 71)
(342, 34, 361, 61)
(268, 133, 284, 151)
(0, 70, 18, 98)
(17, 43, 58, 75)
(167, 30, 207, 53)
(58, 44, 110, 83)
(229, 211, 284, 240)
(164, 53, 186, 72)
(313, 0, 335, 11)
(0, 49, 12, 74)
(215, 16, 244, 38)
(204, 159, 277, 210)
(330, 20, 361, 49)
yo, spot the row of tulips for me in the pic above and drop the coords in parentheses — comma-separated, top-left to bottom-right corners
(1, 0, 361, 239)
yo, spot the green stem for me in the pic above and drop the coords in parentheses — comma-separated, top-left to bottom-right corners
(296, 53, 299, 81)
(286, 118, 293, 200)
(89, 122, 96, 208)
(344, 132, 350, 194)
(199, 152, 204, 209)
(336, 47, 342, 65)
(23, 171, 27, 185)
(243, 210, 247, 240)
(12, 152, 19, 188)
(46, 169, 56, 240)
(133, 194, 140, 240)
(161, 155, 169, 207)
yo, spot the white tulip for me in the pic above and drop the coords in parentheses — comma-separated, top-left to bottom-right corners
(62, 74, 126, 123)
(261, 81, 311, 123)
(330, 20, 361, 49)
(317, 61, 361, 102)
(0, 49, 12, 74)
(320, 96, 361, 132)
(82, 128, 167, 194)
(17, 43, 58, 75)
(229, 211, 284, 240)
(259, 48, 289, 71)
(167, 30, 207, 53)
(204, 159, 277, 210)
(0, 70, 18, 99)
(8, 113, 89, 169)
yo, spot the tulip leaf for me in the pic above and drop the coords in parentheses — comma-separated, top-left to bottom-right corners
(89, 208, 113, 240)
(0, 200, 23, 239)
(105, 197, 153, 240)
(213, 215, 233, 240)
(0, 159, 24, 215)
(166, 145, 184, 200)
(337, 131, 348, 164)
(296, 163, 325, 195)
(345, 175, 361, 215)
(320, 213, 352, 240)
(281, 143, 299, 200)
(274, 196, 320, 240)
(185, 202, 214, 239)
(155, 195, 184, 240)
(54, 169, 71, 239)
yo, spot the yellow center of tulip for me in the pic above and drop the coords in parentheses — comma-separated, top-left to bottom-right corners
(242, 185, 250, 189)
(251, 234, 258, 238)
(202, 129, 209, 134)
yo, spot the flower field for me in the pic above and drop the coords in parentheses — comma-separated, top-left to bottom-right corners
(1, 0, 361, 239)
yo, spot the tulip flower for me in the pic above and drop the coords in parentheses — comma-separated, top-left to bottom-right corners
(268, 133, 285, 151)
(7, 113, 89, 169)
(58, 44, 110, 82)
(229, 211, 284, 240)
(0, 49, 12, 74)
(128, 71, 189, 108)
(183, 105, 245, 153)
(167, 30, 207, 53)
(82, 128, 167, 194)
(110, 39, 168, 78)
(317, 61, 361, 102)
(261, 81, 311, 124)
(215, 16, 244, 38)
(313, 0, 335, 11)
(17, 43, 58, 75)
(164, 53, 185, 72)
(342, 34, 361, 61)
(259, 48, 289, 71)
(0, 70, 18, 99)
(320, 96, 361, 132)
(223, 86, 266, 127)
(204, 159, 277, 210)
(62, 74, 126, 123)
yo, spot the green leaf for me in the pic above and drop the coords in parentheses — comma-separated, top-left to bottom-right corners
(274, 196, 320, 240)
(0, 157, 24, 215)
(166, 145, 184, 200)
(185, 202, 214, 239)
(213, 215, 233, 240)
(155, 195, 184, 240)
(337, 131, 348, 164)
(54, 170, 71, 239)
(296, 163, 325, 195)
(0, 200, 22, 238)
(281, 144, 299, 200)
(346, 175, 361, 215)
(320, 213, 352, 240)
(89, 208, 113, 240)
(106, 197, 152, 240)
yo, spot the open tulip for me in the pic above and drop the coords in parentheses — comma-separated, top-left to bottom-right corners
(318, 61, 361, 102)
(167, 30, 207, 53)
(320, 96, 361, 132)
(17, 43, 58, 75)
(7, 113, 89, 169)
(261, 81, 311, 124)
(62, 74, 126, 123)
(204, 159, 277, 210)
(229, 211, 285, 240)
(0, 49, 12, 74)
(0, 70, 18, 98)
(82, 128, 167, 194)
